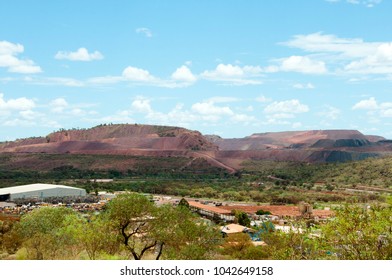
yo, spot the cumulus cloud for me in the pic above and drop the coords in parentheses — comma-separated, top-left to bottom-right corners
(0, 41, 42, 73)
(344, 43, 392, 74)
(264, 99, 309, 114)
(19, 110, 40, 120)
(255, 95, 272, 103)
(352, 97, 392, 120)
(50, 98, 69, 113)
(3, 119, 36, 127)
(352, 97, 378, 110)
(131, 96, 153, 114)
(282, 32, 392, 76)
(47, 97, 97, 118)
(293, 83, 315, 89)
(0, 93, 43, 128)
(0, 93, 35, 111)
(136, 28, 153, 38)
(171, 65, 197, 83)
(113, 96, 256, 129)
(201, 63, 263, 85)
(191, 101, 234, 116)
(230, 113, 256, 123)
(55, 48, 103, 61)
(318, 105, 341, 120)
(262, 99, 309, 127)
(122, 66, 153, 82)
(279, 56, 327, 74)
(87, 64, 197, 88)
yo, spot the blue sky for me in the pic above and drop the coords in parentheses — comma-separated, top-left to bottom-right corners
(1, 0, 392, 141)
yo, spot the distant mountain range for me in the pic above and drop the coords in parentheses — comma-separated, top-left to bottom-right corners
(1, 124, 392, 173)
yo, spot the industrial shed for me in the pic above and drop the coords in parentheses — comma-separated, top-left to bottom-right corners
(0, 183, 86, 201)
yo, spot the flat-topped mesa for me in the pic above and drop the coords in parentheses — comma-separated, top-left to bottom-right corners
(0, 124, 218, 153)
(248, 130, 368, 144)
(45, 124, 185, 142)
(214, 130, 373, 151)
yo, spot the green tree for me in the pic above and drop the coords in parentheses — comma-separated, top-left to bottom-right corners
(220, 233, 254, 259)
(105, 193, 158, 260)
(256, 209, 272, 215)
(154, 205, 221, 260)
(178, 198, 190, 209)
(322, 204, 392, 260)
(0, 220, 22, 254)
(17, 207, 79, 259)
(63, 214, 119, 260)
(233, 210, 251, 227)
(105, 193, 221, 260)
(261, 226, 326, 260)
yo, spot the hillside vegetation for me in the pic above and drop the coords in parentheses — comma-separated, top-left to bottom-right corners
(241, 155, 392, 188)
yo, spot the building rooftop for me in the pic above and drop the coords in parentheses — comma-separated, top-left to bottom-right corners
(220, 205, 334, 218)
(188, 201, 232, 215)
(220, 223, 248, 234)
(0, 183, 85, 195)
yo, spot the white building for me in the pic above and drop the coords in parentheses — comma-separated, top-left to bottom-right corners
(0, 183, 86, 201)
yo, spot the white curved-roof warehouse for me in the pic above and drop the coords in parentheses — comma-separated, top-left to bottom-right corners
(0, 183, 86, 200)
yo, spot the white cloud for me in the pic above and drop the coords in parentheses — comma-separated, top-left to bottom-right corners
(264, 118, 291, 126)
(131, 96, 153, 114)
(292, 122, 302, 129)
(263, 100, 309, 127)
(50, 98, 69, 113)
(20, 110, 41, 120)
(136, 28, 153, 38)
(269, 113, 296, 119)
(283, 32, 377, 58)
(264, 99, 309, 114)
(318, 105, 341, 120)
(122, 66, 156, 82)
(293, 83, 315, 89)
(191, 101, 234, 116)
(344, 43, 392, 74)
(283, 32, 392, 76)
(230, 113, 256, 123)
(352, 97, 378, 110)
(0, 93, 35, 111)
(0, 93, 45, 128)
(352, 97, 392, 120)
(245, 106, 254, 112)
(205, 97, 239, 103)
(47, 97, 96, 118)
(87, 76, 123, 85)
(201, 63, 263, 85)
(381, 109, 392, 117)
(145, 103, 200, 126)
(28, 77, 85, 87)
(171, 65, 197, 83)
(0, 41, 42, 73)
(325, 0, 382, 7)
(55, 48, 103, 61)
(255, 95, 271, 103)
(3, 118, 36, 127)
(17, 76, 76, 88)
(118, 96, 256, 128)
(279, 56, 327, 74)
(88, 65, 197, 88)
